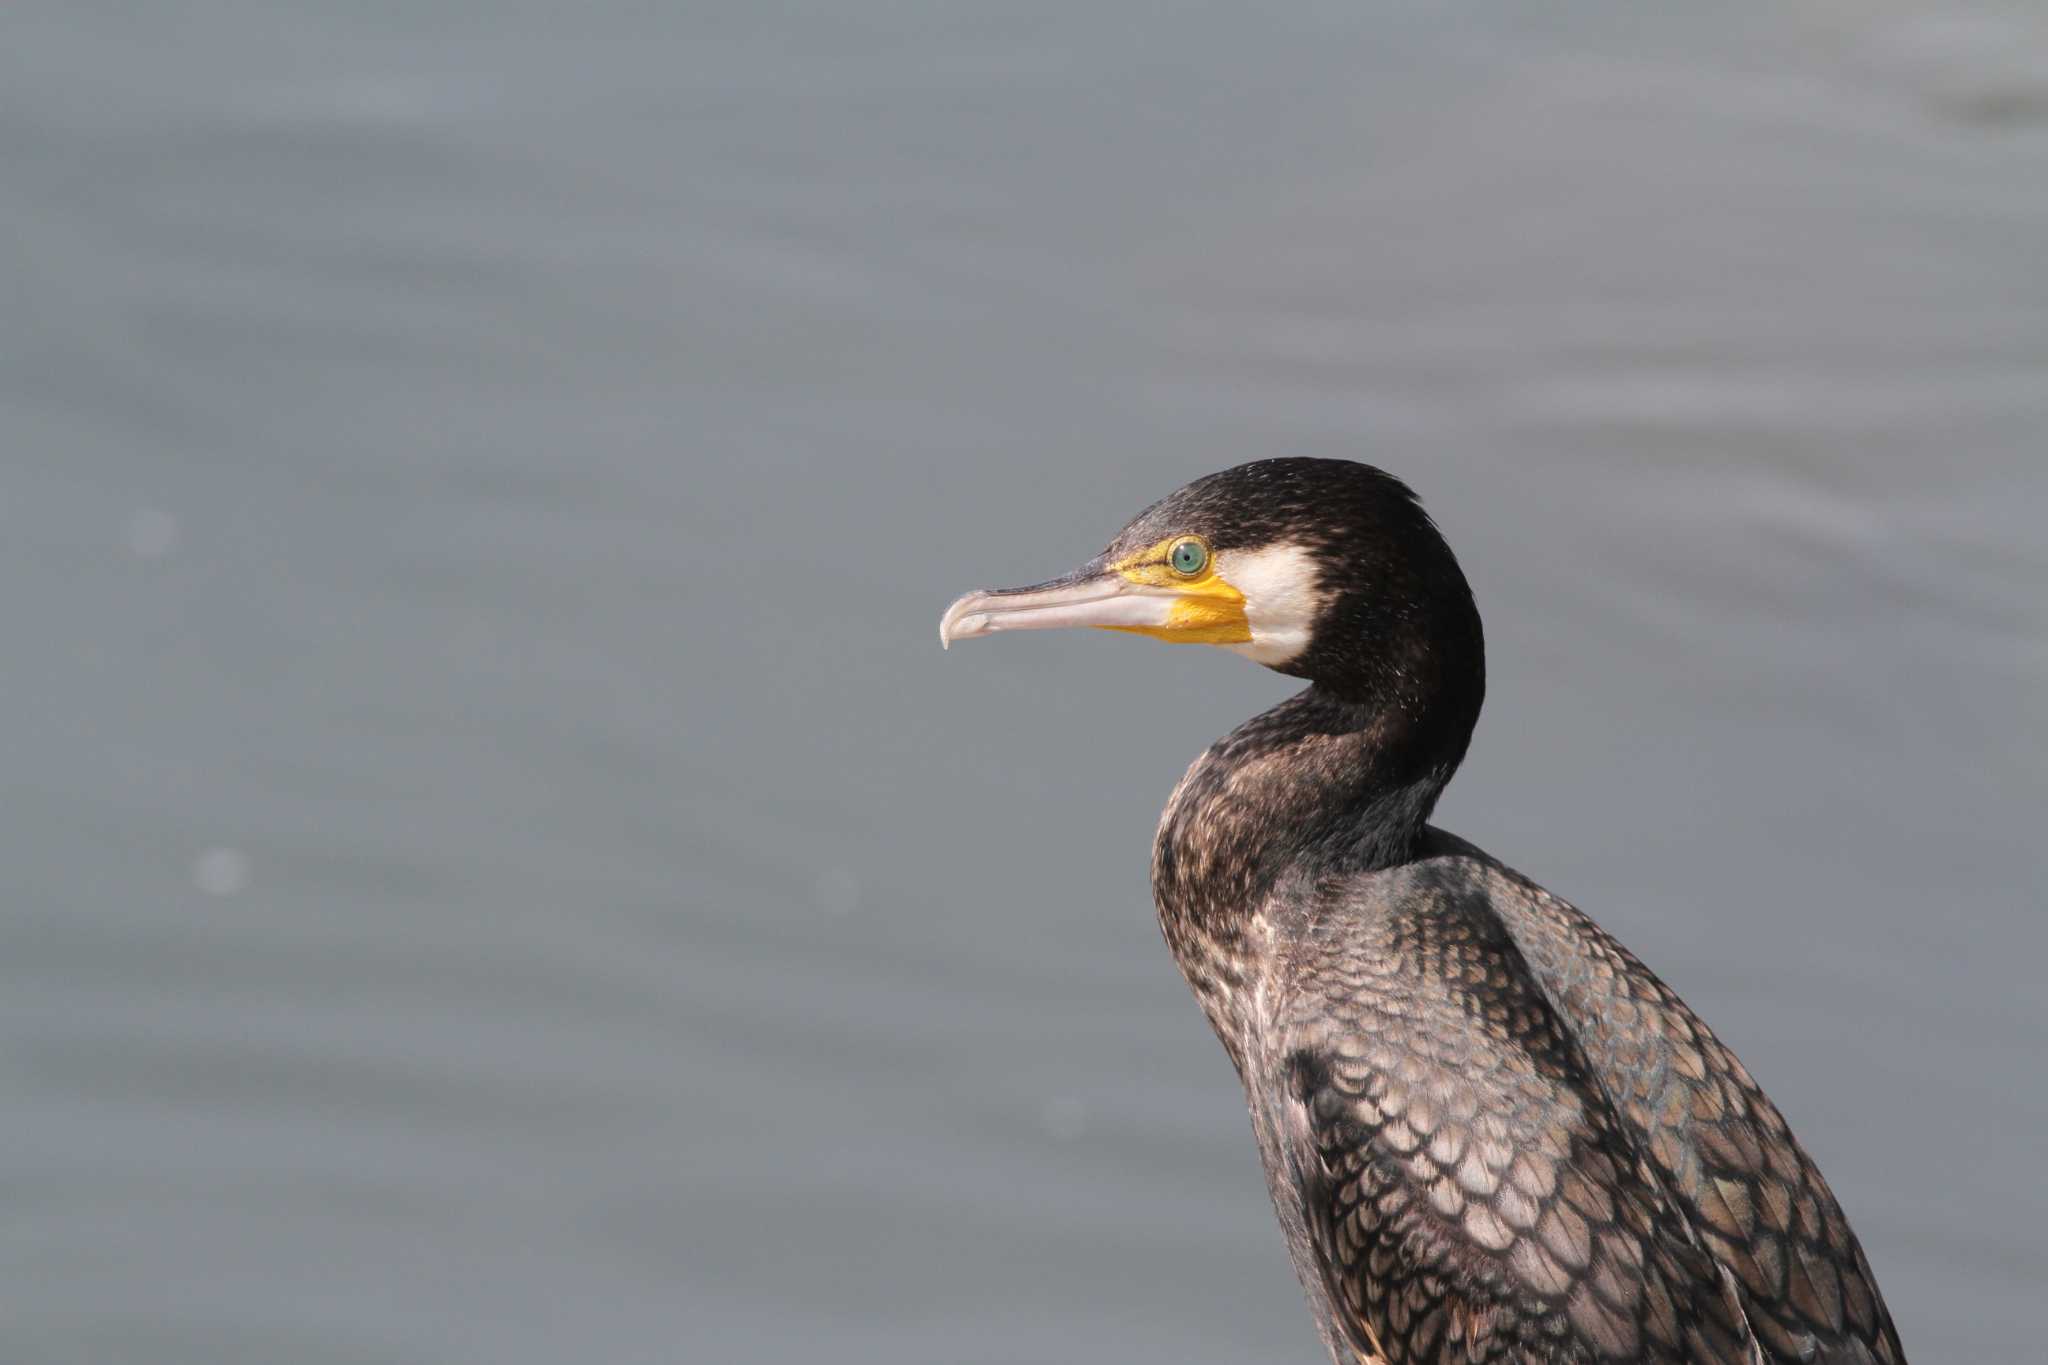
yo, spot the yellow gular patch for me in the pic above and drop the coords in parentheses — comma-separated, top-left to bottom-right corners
(1101, 536, 1252, 645)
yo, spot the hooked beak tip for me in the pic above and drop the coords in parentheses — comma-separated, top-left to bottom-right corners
(938, 592, 989, 650)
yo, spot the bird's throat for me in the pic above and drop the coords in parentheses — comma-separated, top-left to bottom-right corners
(1150, 686, 1460, 1028)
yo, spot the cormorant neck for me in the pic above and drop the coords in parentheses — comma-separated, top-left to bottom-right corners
(1152, 678, 1475, 998)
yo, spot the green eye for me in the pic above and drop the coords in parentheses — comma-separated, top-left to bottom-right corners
(1168, 536, 1209, 577)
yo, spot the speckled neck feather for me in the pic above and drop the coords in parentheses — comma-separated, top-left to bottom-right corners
(1153, 688, 1457, 1030)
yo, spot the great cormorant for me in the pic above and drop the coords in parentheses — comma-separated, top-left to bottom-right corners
(940, 459, 1903, 1364)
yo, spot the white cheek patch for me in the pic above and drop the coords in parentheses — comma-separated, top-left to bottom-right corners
(1216, 542, 1322, 666)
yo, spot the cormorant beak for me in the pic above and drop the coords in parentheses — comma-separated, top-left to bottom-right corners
(940, 547, 1252, 649)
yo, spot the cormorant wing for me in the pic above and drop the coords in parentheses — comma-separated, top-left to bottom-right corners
(1249, 861, 1766, 1363)
(1449, 842, 1904, 1364)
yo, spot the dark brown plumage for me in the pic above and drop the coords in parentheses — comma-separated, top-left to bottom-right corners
(945, 459, 1904, 1364)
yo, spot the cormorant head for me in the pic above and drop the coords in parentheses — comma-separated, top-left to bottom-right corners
(942, 458, 1485, 758)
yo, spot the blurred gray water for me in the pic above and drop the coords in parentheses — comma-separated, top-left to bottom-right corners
(3, 2, 2045, 1361)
